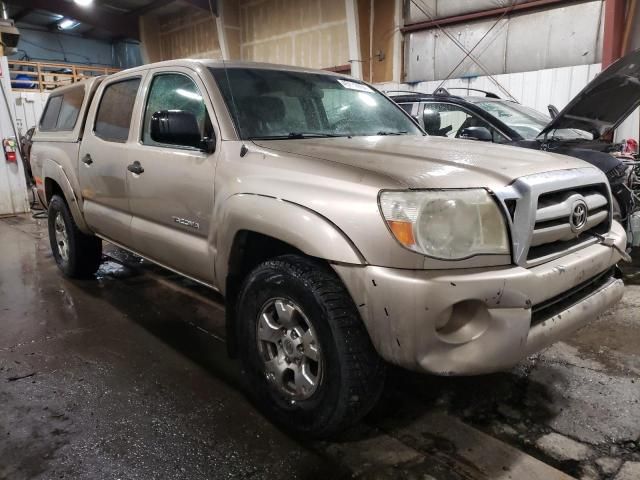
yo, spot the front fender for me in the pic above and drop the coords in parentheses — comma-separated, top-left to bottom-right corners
(214, 194, 365, 290)
(42, 159, 91, 234)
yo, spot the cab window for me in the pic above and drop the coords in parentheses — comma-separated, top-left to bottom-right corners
(94, 78, 141, 142)
(40, 95, 63, 131)
(57, 86, 85, 130)
(142, 73, 213, 148)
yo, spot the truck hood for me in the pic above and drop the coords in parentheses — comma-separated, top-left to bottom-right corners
(539, 48, 640, 140)
(253, 135, 593, 190)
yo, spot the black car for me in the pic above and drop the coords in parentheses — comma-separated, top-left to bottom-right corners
(388, 49, 640, 235)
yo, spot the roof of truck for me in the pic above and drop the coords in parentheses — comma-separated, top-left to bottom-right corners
(109, 58, 352, 79)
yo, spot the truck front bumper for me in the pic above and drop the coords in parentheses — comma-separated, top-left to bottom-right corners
(333, 222, 626, 375)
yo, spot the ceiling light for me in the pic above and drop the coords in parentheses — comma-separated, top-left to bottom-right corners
(58, 18, 79, 30)
(74, 0, 93, 6)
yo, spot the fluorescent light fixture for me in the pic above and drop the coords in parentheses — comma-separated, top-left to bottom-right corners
(58, 18, 80, 30)
(74, 0, 93, 6)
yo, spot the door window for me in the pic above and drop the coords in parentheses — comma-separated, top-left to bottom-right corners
(397, 103, 414, 115)
(94, 78, 141, 142)
(421, 102, 507, 142)
(142, 73, 213, 148)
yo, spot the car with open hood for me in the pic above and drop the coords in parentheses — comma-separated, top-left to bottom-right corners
(389, 48, 640, 244)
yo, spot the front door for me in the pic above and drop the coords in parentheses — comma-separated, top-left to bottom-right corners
(420, 101, 508, 142)
(126, 68, 218, 284)
(79, 75, 144, 246)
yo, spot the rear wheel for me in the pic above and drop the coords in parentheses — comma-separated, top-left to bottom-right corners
(236, 254, 385, 438)
(48, 194, 102, 278)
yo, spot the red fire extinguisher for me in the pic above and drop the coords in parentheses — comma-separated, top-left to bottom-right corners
(3, 138, 17, 163)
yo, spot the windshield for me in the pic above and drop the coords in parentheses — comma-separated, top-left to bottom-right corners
(210, 67, 423, 140)
(474, 100, 593, 141)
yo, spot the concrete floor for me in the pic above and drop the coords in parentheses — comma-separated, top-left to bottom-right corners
(1, 214, 639, 480)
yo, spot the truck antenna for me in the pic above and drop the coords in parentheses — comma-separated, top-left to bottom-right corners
(208, 0, 246, 156)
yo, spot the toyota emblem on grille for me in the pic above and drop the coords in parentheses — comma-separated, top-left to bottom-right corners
(570, 199, 588, 232)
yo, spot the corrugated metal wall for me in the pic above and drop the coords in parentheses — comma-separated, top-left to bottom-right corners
(406, 0, 530, 23)
(405, 0, 604, 82)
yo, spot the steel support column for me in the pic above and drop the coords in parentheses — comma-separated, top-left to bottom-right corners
(603, 0, 627, 67)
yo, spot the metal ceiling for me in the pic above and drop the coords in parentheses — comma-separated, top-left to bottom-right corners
(4, 0, 216, 41)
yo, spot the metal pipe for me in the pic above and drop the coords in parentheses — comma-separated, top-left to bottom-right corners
(402, 0, 582, 34)
(1, 2, 8, 20)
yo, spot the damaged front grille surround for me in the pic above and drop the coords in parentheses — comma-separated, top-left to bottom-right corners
(494, 168, 612, 267)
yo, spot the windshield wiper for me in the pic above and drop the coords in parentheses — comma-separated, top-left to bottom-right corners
(287, 132, 342, 139)
(248, 132, 343, 140)
(376, 130, 408, 136)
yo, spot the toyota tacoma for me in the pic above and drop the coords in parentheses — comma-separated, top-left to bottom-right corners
(30, 60, 627, 437)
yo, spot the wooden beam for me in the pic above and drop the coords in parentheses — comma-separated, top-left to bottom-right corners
(17, 0, 140, 39)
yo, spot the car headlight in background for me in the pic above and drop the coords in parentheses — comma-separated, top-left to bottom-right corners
(379, 189, 510, 260)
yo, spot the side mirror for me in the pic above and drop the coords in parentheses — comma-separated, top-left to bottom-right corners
(459, 126, 493, 142)
(150, 110, 213, 152)
(548, 104, 559, 119)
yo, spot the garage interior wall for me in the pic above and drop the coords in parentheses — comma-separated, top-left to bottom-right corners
(239, 0, 349, 69)
(140, 0, 350, 70)
(140, 4, 222, 62)
(357, 0, 400, 83)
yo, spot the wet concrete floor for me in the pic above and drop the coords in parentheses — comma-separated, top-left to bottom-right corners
(1, 214, 639, 480)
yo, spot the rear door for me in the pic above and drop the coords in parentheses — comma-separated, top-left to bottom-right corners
(79, 74, 145, 246)
(125, 67, 218, 284)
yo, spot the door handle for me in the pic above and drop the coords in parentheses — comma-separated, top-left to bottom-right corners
(82, 154, 93, 165)
(127, 161, 144, 175)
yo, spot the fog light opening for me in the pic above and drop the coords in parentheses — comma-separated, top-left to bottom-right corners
(435, 300, 491, 344)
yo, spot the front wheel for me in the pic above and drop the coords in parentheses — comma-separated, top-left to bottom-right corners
(48, 194, 102, 278)
(236, 255, 385, 438)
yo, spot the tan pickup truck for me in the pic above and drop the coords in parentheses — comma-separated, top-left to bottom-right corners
(31, 60, 626, 437)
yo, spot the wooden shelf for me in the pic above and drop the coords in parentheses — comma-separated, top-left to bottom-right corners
(8, 60, 120, 92)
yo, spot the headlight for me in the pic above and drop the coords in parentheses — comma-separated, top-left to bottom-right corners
(379, 189, 510, 260)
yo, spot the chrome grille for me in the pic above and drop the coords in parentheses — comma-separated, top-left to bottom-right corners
(493, 168, 613, 268)
(527, 185, 610, 262)
(531, 188, 609, 247)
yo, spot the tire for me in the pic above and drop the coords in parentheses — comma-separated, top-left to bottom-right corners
(236, 254, 386, 438)
(48, 194, 102, 278)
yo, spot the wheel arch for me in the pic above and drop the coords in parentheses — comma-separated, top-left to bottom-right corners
(216, 194, 366, 356)
(42, 159, 91, 234)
